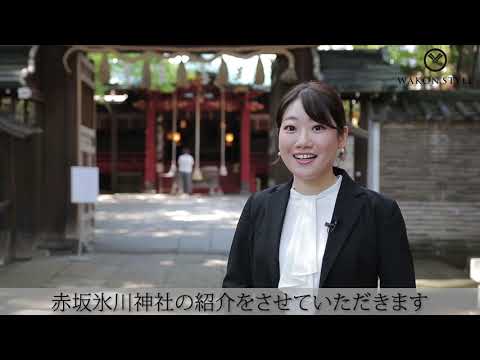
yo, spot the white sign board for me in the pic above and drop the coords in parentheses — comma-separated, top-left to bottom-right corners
(71, 166, 99, 204)
(471, 258, 480, 283)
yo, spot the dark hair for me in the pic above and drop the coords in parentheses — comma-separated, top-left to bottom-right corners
(183, 147, 190, 154)
(276, 81, 346, 136)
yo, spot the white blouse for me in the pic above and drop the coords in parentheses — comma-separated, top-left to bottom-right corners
(278, 175, 343, 289)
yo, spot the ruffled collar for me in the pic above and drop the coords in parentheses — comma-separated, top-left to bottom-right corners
(290, 175, 343, 201)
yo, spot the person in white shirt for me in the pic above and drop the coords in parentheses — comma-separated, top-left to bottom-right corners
(177, 148, 195, 195)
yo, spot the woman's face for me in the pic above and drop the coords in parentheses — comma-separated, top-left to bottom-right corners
(278, 98, 347, 182)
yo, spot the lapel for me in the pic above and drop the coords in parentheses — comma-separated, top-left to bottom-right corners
(265, 167, 366, 288)
(319, 167, 366, 287)
(264, 177, 293, 287)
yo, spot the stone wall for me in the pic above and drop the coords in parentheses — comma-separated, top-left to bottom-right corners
(380, 120, 480, 267)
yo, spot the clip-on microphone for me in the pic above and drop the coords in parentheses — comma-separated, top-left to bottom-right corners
(325, 220, 338, 234)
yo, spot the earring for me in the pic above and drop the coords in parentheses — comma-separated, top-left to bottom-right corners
(278, 151, 281, 156)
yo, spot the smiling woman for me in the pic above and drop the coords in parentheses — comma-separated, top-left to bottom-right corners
(223, 80, 416, 289)
(277, 81, 348, 195)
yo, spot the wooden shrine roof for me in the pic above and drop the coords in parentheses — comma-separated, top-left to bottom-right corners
(0, 113, 42, 139)
(98, 86, 268, 113)
(318, 49, 404, 94)
(0, 46, 34, 88)
(367, 90, 480, 122)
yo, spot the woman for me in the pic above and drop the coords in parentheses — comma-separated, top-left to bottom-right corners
(222, 81, 415, 289)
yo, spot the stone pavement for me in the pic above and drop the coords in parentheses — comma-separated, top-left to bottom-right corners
(0, 252, 475, 289)
(0, 253, 228, 288)
(93, 193, 246, 255)
(0, 193, 477, 289)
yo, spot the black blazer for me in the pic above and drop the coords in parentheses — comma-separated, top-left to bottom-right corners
(222, 167, 416, 288)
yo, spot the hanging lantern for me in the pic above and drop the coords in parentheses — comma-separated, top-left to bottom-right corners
(176, 61, 188, 88)
(280, 65, 298, 84)
(254, 56, 265, 85)
(216, 57, 229, 87)
(99, 53, 110, 85)
(172, 132, 181, 143)
(226, 132, 234, 144)
(142, 58, 151, 89)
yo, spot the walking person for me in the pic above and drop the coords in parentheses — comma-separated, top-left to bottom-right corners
(178, 147, 195, 195)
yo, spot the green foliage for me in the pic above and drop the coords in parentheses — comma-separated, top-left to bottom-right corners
(88, 52, 181, 95)
(88, 53, 108, 96)
(353, 45, 458, 78)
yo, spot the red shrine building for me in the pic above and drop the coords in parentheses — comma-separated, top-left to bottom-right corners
(96, 84, 271, 194)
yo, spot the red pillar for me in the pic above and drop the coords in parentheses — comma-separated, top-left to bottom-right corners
(240, 91, 252, 193)
(144, 96, 157, 192)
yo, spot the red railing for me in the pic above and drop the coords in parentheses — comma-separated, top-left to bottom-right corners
(97, 152, 145, 174)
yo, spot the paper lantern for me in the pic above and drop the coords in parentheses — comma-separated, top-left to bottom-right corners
(173, 132, 181, 143)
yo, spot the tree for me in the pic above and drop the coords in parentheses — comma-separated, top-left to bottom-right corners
(453, 45, 480, 88)
(88, 52, 180, 95)
(354, 45, 469, 89)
